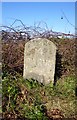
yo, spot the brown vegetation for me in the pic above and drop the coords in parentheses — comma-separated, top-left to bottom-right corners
(2, 38, 75, 78)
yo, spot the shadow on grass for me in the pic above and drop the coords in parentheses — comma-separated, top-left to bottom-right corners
(54, 52, 63, 86)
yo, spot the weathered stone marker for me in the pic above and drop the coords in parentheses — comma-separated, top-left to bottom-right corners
(23, 38, 57, 85)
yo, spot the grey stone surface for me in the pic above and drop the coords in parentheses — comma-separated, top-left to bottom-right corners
(23, 38, 57, 85)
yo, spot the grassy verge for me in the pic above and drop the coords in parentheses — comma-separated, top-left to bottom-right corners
(2, 72, 77, 119)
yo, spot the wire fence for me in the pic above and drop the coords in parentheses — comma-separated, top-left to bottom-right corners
(0, 19, 77, 41)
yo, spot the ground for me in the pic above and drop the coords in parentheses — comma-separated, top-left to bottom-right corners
(1, 38, 77, 119)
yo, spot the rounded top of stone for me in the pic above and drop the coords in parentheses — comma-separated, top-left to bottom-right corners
(27, 38, 57, 49)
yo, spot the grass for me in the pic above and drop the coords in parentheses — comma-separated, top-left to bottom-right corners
(2, 71, 77, 119)
(0, 75, 2, 119)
